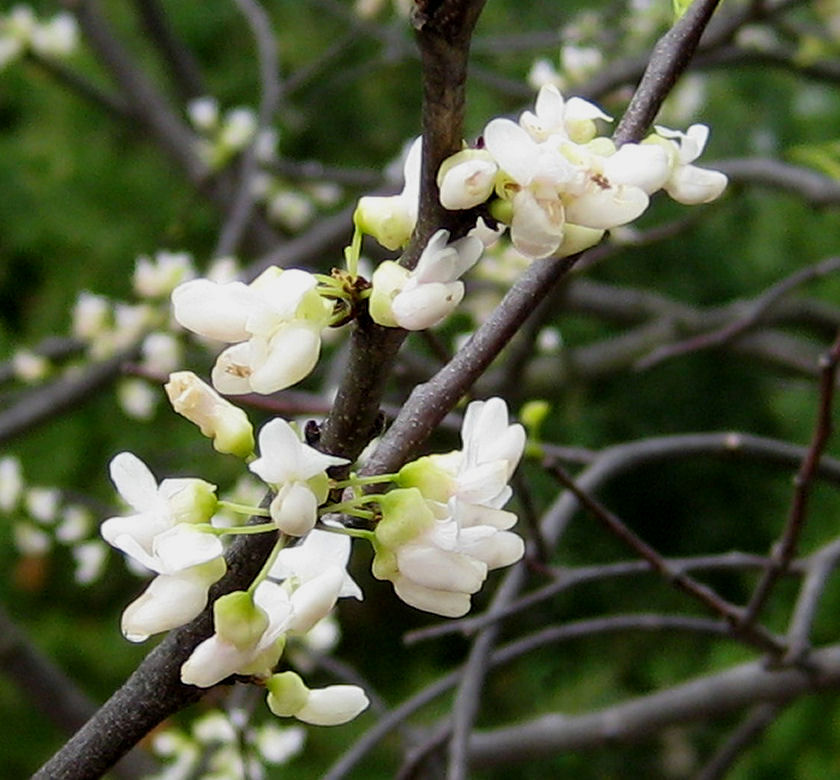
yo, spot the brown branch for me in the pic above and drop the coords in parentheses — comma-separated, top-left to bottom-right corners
(740, 330, 840, 629)
(546, 463, 787, 657)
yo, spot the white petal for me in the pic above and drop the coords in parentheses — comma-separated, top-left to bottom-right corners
(393, 576, 472, 617)
(287, 568, 343, 633)
(152, 525, 224, 574)
(392, 282, 464, 330)
(510, 190, 565, 259)
(484, 119, 539, 185)
(294, 685, 369, 726)
(172, 279, 255, 342)
(564, 183, 649, 230)
(439, 158, 498, 210)
(459, 529, 524, 570)
(181, 634, 248, 687)
(603, 144, 670, 195)
(454, 502, 518, 530)
(109, 452, 159, 512)
(122, 568, 220, 642)
(563, 96, 612, 123)
(665, 165, 728, 204)
(211, 343, 256, 395)
(249, 325, 321, 394)
(397, 545, 487, 593)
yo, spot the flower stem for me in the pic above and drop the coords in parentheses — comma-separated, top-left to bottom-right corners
(331, 473, 399, 489)
(218, 500, 271, 518)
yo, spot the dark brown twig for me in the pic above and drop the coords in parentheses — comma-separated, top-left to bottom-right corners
(740, 330, 840, 629)
(546, 462, 787, 656)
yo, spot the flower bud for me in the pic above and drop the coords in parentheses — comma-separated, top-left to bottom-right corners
(354, 196, 414, 251)
(214, 591, 270, 651)
(164, 478, 218, 525)
(266, 671, 310, 717)
(166, 371, 255, 458)
(375, 488, 435, 551)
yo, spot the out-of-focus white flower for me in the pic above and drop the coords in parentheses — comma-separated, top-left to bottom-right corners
(251, 722, 305, 765)
(29, 12, 77, 58)
(369, 229, 483, 330)
(654, 124, 728, 204)
(172, 267, 332, 395)
(0, 456, 24, 512)
(165, 371, 255, 458)
(220, 107, 258, 151)
(56, 504, 92, 543)
(102, 452, 225, 641)
(193, 711, 237, 744)
(560, 44, 603, 84)
(72, 540, 108, 584)
(133, 251, 194, 299)
(354, 137, 421, 250)
(206, 256, 241, 284)
(72, 291, 111, 342)
(141, 332, 182, 374)
(266, 671, 369, 726)
(187, 97, 219, 131)
(527, 58, 564, 91)
(267, 190, 315, 231)
(249, 420, 348, 536)
(117, 378, 158, 421)
(25, 486, 60, 523)
(12, 349, 49, 382)
(14, 522, 51, 555)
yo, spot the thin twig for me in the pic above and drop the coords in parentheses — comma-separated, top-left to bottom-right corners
(546, 462, 787, 656)
(214, 0, 283, 258)
(740, 330, 840, 628)
(695, 703, 786, 780)
(637, 256, 840, 370)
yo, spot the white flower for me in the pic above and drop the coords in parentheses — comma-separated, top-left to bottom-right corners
(102, 452, 225, 641)
(25, 486, 60, 523)
(527, 58, 564, 91)
(220, 107, 258, 151)
(72, 291, 111, 343)
(117, 378, 158, 420)
(266, 671, 369, 726)
(29, 12, 77, 58)
(14, 522, 51, 556)
(0, 455, 23, 512)
(354, 137, 421, 250)
(165, 371, 255, 458)
(251, 722, 305, 765)
(181, 581, 292, 687)
(655, 124, 728, 204)
(141, 332, 182, 374)
(12, 349, 49, 382)
(72, 540, 108, 585)
(269, 528, 362, 602)
(172, 267, 332, 395)
(438, 149, 498, 210)
(249, 420, 348, 536)
(518, 84, 611, 144)
(369, 229, 483, 330)
(133, 250, 194, 299)
(187, 97, 219, 131)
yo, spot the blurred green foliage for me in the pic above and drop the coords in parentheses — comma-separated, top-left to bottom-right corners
(2, 0, 840, 777)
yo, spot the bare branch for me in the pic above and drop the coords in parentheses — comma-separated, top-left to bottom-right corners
(741, 331, 840, 628)
(467, 643, 840, 768)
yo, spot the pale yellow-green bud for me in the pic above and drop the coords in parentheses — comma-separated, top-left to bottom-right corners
(520, 400, 551, 432)
(165, 371, 255, 458)
(214, 591, 269, 651)
(375, 488, 435, 550)
(167, 479, 218, 524)
(354, 196, 413, 251)
(397, 454, 457, 503)
(368, 261, 410, 328)
(266, 671, 310, 717)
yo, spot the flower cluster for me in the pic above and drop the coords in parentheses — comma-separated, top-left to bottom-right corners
(437, 84, 727, 259)
(373, 398, 526, 616)
(172, 267, 334, 395)
(0, 5, 77, 70)
(1, 454, 107, 587)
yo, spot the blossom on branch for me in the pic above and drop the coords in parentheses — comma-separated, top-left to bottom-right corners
(171, 267, 332, 395)
(101, 452, 225, 641)
(249, 419, 348, 536)
(369, 229, 483, 330)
